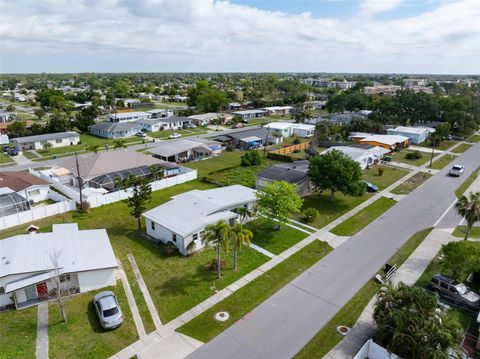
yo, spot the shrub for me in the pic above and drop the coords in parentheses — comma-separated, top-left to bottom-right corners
(79, 201, 91, 213)
(225, 144, 235, 152)
(377, 166, 385, 177)
(241, 150, 262, 166)
(204, 258, 227, 271)
(303, 208, 319, 223)
(293, 149, 301, 153)
(266, 152, 294, 162)
(292, 136, 301, 145)
(405, 150, 422, 160)
(163, 242, 179, 256)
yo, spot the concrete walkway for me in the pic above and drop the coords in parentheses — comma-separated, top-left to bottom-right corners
(250, 243, 276, 258)
(36, 303, 49, 359)
(118, 266, 146, 338)
(128, 254, 163, 329)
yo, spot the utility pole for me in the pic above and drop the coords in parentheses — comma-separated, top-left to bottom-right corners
(429, 132, 436, 167)
(75, 151, 84, 209)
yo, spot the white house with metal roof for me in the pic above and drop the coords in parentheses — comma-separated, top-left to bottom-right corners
(263, 122, 315, 138)
(324, 146, 389, 170)
(108, 111, 152, 123)
(0, 223, 117, 310)
(386, 126, 432, 144)
(143, 185, 257, 255)
(13, 131, 80, 151)
(231, 109, 267, 121)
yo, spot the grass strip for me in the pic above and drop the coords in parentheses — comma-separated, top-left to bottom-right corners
(295, 227, 433, 358)
(455, 165, 480, 198)
(330, 197, 397, 236)
(176, 240, 333, 342)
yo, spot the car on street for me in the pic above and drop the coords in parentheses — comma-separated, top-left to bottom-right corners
(449, 165, 465, 177)
(136, 132, 147, 137)
(361, 180, 379, 193)
(429, 274, 480, 309)
(93, 291, 123, 329)
(169, 133, 182, 139)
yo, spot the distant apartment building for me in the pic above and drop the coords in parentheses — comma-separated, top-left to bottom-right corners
(303, 78, 356, 90)
(363, 85, 402, 96)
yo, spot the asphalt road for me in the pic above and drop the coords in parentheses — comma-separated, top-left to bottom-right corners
(187, 143, 480, 359)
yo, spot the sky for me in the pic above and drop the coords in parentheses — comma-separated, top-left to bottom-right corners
(0, 0, 479, 74)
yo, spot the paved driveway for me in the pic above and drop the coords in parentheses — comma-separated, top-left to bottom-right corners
(187, 143, 480, 359)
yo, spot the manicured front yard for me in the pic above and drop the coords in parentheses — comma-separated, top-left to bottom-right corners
(48, 283, 138, 359)
(452, 226, 480, 239)
(418, 140, 458, 151)
(248, 218, 309, 255)
(147, 127, 207, 139)
(22, 150, 41, 159)
(295, 227, 433, 359)
(451, 143, 473, 154)
(391, 149, 430, 167)
(0, 306, 38, 359)
(177, 240, 332, 342)
(391, 171, 432, 195)
(37, 134, 141, 157)
(428, 153, 457, 170)
(292, 192, 372, 229)
(467, 135, 480, 143)
(330, 197, 397, 236)
(0, 151, 14, 164)
(183, 150, 245, 177)
(362, 166, 410, 190)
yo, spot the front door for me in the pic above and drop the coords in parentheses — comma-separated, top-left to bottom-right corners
(25, 285, 37, 300)
(36, 282, 48, 298)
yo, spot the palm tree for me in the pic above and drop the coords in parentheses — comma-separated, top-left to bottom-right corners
(455, 192, 480, 240)
(236, 207, 251, 224)
(231, 223, 253, 271)
(113, 139, 127, 149)
(86, 144, 101, 153)
(149, 165, 163, 181)
(202, 220, 232, 279)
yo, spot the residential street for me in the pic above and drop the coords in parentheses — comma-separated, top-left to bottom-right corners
(187, 143, 480, 359)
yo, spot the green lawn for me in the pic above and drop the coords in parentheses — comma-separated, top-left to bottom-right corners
(247, 218, 309, 255)
(467, 135, 480, 143)
(36, 134, 142, 157)
(452, 226, 480, 239)
(0, 306, 38, 359)
(0, 151, 14, 164)
(183, 150, 245, 177)
(455, 165, 480, 198)
(391, 171, 432, 195)
(22, 150, 41, 159)
(428, 153, 457, 170)
(362, 166, 410, 190)
(177, 240, 332, 342)
(245, 117, 272, 127)
(0, 180, 269, 325)
(418, 140, 458, 151)
(391, 150, 430, 167)
(48, 283, 138, 359)
(451, 143, 473, 154)
(147, 128, 207, 139)
(292, 192, 372, 229)
(295, 227, 433, 359)
(330, 197, 397, 236)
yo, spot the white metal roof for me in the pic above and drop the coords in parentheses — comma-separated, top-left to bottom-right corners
(149, 139, 212, 157)
(261, 106, 293, 111)
(391, 126, 430, 135)
(360, 135, 410, 145)
(0, 223, 117, 291)
(108, 111, 150, 119)
(143, 185, 257, 237)
(292, 124, 315, 131)
(188, 113, 219, 121)
(264, 122, 293, 130)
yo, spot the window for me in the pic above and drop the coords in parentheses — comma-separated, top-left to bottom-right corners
(28, 189, 40, 197)
(440, 281, 449, 289)
(172, 233, 177, 242)
(60, 274, 71, 283)
(0, 286, 4, 294)
(55, 139, 62, 144)
(193, 233, 198, 241)
(151, 221, 155, 231)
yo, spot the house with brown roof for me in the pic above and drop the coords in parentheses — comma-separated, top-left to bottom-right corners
(0, 171, 51, 203)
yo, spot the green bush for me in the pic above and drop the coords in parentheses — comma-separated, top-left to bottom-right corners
(405, 150, 422, 160)
(241, 150, 262, 166)
(292, 136, 301, 145)
(377, 166, 385, 176)
(303, 208, 319, 223)
(266, 152, 294, 162)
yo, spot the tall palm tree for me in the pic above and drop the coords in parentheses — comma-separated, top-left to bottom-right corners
(231, 223, 253, 271)
(202, 220, 232, 279)
(455, 191, 480, 240)
(236, 207, 251, 224)
(113, 139, 127, 149)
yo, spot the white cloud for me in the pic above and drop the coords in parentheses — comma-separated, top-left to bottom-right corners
(0, 0, 479, 73)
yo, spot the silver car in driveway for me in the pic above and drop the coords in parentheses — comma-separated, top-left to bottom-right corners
(93, 291, 123, 329)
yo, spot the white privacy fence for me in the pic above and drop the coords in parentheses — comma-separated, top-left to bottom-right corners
(30, 167, 198, 208)
(0, 192, 76, 231)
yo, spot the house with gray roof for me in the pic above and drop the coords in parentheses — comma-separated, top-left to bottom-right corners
(0, 223, 118, 310)
(89, 122, 141, 138)
(13, 131, 80, 151)
(255, 161, 311, 195)
(214, 127, 280, 150)
(149, 138, 222, 162)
